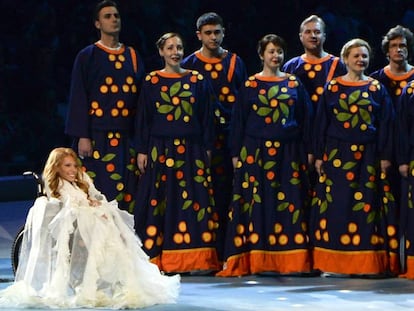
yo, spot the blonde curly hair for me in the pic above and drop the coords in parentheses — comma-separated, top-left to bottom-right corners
(42, 147, 89, 198)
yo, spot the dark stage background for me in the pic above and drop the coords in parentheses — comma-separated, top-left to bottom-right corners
(2, 0, 414, 175)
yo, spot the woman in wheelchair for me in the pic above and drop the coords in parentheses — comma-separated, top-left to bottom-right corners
(0, 147, 180, 309)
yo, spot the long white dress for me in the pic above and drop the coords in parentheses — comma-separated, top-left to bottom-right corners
(0, 173, 180, 309)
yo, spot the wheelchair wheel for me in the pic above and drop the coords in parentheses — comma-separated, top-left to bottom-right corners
(11, 226, 25, 275)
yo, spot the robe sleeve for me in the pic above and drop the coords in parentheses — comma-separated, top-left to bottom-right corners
(65, 46, 95, 138)
(396, 86, 411, 165)
(313, 85, 329, 159)
(229, 80, 248, 157)
(196, 78, 215, 151)
(376, 85, 395, 161)
(134, 78, 152, 154)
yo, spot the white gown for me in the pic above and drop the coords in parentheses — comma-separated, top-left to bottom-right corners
(0, 173, 180, 309)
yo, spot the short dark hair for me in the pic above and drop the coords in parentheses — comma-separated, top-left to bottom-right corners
(257, 34, 287, 57)
(381, 25, 414, 57)
(93, 0, 119, 21)
(196, 12, 224, 30)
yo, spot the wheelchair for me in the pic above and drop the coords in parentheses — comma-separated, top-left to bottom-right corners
(10, 171, 44, 275)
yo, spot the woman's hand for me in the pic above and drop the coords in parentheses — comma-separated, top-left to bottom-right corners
(137, 153, 148, 174)
(89, 199, 101, 207)
(206, 150, 212, 166)
(78, 138, 93, 159)
(308, 154, 315, 168)
(315, 159, 324, 176)
(399, 164, 409, 178)
(380, 160, 391, 173)
(232, 156, 239, 170)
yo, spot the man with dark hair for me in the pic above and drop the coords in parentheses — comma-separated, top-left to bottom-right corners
(65, 0, 145, 211)
(371, 25, 414, 101)
(370, 25, 414, 275)
(182, 12, 247, 260)
(196, 11, 224, 31)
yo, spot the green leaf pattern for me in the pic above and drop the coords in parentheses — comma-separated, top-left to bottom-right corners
(158, 80, 194, 121)
(232, 146, 303, 224)
(253, 80, 296, 122)
(312, 148, 395, 224)
(147, 142, 215, 220)
(81, 144, 139, 213)
(333, 89, 374, 129)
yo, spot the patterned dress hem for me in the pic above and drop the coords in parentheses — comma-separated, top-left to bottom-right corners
(216, 249, 311, 277)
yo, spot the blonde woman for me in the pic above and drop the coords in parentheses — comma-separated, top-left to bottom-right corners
(311, 39, 399, 277)
(0, 147, 179, 309)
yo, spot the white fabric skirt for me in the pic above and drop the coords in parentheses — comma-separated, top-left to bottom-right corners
(0, 196, 180, 309)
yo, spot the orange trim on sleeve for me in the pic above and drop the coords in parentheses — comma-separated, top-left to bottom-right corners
(227, 53, 237, 83)
(129, 46, 138, 74)
(326, 57, 339, 82)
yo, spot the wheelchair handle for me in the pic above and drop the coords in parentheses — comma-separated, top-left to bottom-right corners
(23, 171, 44, 197)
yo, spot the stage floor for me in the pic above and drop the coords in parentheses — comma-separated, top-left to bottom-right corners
(1, 254, 414, 310)
(1, 200, 414, 310)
